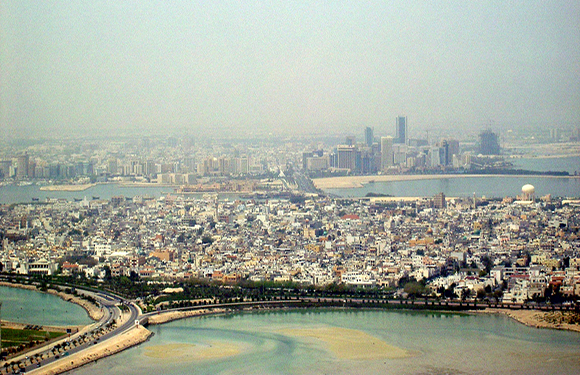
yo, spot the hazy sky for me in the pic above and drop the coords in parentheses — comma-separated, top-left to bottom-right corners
(1, 1, 579, 139)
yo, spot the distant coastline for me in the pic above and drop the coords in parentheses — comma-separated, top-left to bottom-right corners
(313, 173, 578, 190)
(39, 183, 96, 192)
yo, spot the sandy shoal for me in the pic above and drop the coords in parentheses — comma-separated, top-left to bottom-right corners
(39, 184, 96, 192)
(143, 341, 241, 361)
(30, 326, 152, 375)
(481, 308, 580, 333)
(313, 174, 578, 189)
(147, 308, 225, 325)
(281, 327, 413, 360)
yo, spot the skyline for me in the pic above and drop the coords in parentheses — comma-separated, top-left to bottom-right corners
(1, 1, 579, 139)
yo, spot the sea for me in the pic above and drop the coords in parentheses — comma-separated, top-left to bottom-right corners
(70, 309, 580, 375)
(326, 155, 580, 198)
(0, 286, 91, 326)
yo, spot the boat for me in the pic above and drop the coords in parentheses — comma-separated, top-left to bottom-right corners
(92, 196, 100, 200)
(31, 197, 39, 202)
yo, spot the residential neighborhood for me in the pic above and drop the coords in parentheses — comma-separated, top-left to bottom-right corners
(2, 191, 579, 305)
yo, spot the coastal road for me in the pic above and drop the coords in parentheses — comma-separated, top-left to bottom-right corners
(9, 288, 139, 374)
(293, 169, 321, 195)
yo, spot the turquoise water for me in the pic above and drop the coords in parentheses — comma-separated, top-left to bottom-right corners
(71, 309, 580, 375)
(0, 286, 91, 326)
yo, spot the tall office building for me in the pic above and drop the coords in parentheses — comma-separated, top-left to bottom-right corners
(478, 130, 500, 155)
(0, 160, 12, 178)
(395, 116, 408, 145)
(380, 136, 394, 171)
(434, 192, 446, 209)
(16, 153, 29, 179)
(441, 140, 450, 166)
(337, 145, 357, 171)
(364, 127, 374, 147)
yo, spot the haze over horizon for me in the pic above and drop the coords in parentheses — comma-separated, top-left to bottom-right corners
(1, 1, 579, 139)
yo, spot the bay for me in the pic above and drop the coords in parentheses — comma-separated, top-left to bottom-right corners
(511, 156, 580, 175)
(0, 286, 91, 326)
(71, 309, 580, 375)
(326, 175, 580, 198)
(0, 184, 241, 205)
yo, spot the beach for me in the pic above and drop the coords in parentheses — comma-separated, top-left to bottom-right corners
(481, 308, 580, 333)
(312, 174, 577, 189)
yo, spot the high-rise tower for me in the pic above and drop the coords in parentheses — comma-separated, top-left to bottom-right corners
(395, 116, 407, 145)
(16, 153, 29, 179)
(381, 136, 394, 171)
(364, 127, 374, 147)
(478, 130, 500, 155)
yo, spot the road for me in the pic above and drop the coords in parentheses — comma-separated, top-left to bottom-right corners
(5, 288, 139, 374)
(6, 287, 574, 373)
(293, 170, 321, 195)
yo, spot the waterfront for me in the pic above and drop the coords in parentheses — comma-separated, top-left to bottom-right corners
(0, 286, 91, 326)
(71, 309, 580, 375)
(511, 156, 580, 175)
(325, 175, 580, 198)
(1, 175, 579, 204)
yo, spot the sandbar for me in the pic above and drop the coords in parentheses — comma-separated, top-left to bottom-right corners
(313, 174, 577, 189)
(147, 308, 224, 325)
(281, 327, 413, 360)
(481, 308, 580, 333)
(39, 184, 96, 192)
(143, 341, 241, 361)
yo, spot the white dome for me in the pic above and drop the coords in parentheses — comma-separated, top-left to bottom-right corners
(522, 184, 535, 194)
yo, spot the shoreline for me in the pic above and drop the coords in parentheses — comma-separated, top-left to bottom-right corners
(0, 282, 103, 322)
(313, 173, 579, 189)
(476, 308, 580, 333)
(39, 184, 96, 192)
(30, 326, 152, 375)
(3, 283, 580, 374)
(146, 304, 580, 335)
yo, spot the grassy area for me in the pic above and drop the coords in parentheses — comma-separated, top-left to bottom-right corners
(1, 328, 65, 349)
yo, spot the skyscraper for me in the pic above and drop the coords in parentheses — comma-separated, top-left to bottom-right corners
(364, 127, 374, 147)
(337, 145, 357, 171)
(395, 116, 407, 145)
(441, 140, 450, 166)
(478, 130, 500, 155)
(380, 136, 394, 171)
(16, 153, 29, 179)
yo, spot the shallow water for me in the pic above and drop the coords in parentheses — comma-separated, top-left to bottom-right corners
(0, 286, 92, 326)
(71, 309, 580, 375)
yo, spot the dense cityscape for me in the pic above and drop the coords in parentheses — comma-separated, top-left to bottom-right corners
(1, 122, 579, 187)
(2, 0, 580, 372)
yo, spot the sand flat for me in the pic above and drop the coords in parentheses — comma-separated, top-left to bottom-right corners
(281, 327, 413, 360)
(312, 174, 577, 189)
(144, 341, 242, 361)
(39, 183, 96, 191)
